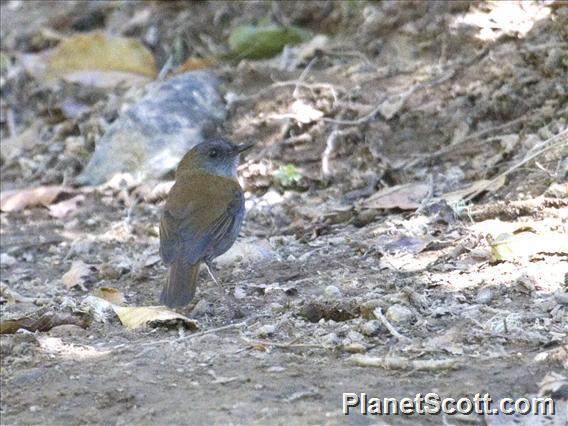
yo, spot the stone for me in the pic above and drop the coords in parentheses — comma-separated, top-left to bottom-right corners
(215, 238, 279, 268)
(255, 324, 277, 338)
(77, 71, 225, 185)
(48, 324, 87, 338)
(360, 320, 382, 336)
(385, 304, 414, 323)
(475, 287, 493, 305)
(0, 253, 16, 267)
(323, 285, 342, 298)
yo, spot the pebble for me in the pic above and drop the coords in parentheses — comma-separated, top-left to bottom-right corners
(475, 287, 493, 305)
(346, 330, 365, 343)
(385, 304, 414, 323)
(324, 285, 342, 298)
(360, 320, 382, 336)
(320, 332, 340, 346)
(216, 238, 279, 267)
(342, 343, 366, 354)
(48, 324, 87, 338)
(190, 299, 214, 317)
(255, 324, 277, 338)
(0, 253, 16, 267)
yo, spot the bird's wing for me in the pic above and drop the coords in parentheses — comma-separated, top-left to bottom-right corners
(159, 173, 243, 265)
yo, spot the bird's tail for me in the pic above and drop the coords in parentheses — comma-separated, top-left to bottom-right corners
(160, 260, 200, 308)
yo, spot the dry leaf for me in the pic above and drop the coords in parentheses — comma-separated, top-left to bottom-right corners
(173, 57, 217, 74)
(62, 261, 95, 289)
(61, 70, 151, 88)
(48, 32, 156, 76)
(443, 176, 506, 203)
(144, 255, 161, 268)
(0, 312, 87, 334)
(0, 283, 33, 304)
(48, 195, 85, 219)
(0, 186, 74, 213)
(21, 32, 156, 88)
(92, 287, 125, 305)
(361, 183, 430, 210)
(489, 231, 568, 262)
(113, 306, 199, 330)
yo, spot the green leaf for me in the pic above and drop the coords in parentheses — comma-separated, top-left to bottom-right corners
(275, 164, 303, 187)
(227, 25, 311, 60)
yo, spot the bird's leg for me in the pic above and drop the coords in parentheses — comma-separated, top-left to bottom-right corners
(204, 260, 236, 308)
(204, 261, 221, 286)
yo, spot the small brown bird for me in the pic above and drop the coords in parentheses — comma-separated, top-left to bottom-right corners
(159, 137, 253, 307)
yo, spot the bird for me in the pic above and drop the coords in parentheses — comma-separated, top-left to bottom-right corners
(159, 137, 254, 308)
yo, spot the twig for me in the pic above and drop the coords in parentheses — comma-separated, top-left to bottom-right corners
(6, 108, 17, 138)
(406, 115, 527, 169)
(121, 317, 258, 351)
(321, 69, 451, 126)
(465, 129, 568, 201)
(240, 336, 327, 350)
(318, 48, 372, 65)
(350, 354, 461, 371)
(157, 55, 174, 80)
(293, 57, 317, 99)
(373, 308, 412, 343)
(322, 46, 489, 126)
(321, 127, 360, 179)
(233, 80, 343, 104)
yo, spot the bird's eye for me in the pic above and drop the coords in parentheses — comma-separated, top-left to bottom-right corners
(209, 149, 218, 158)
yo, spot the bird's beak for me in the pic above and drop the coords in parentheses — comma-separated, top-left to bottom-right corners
(236, 142, 255, 153)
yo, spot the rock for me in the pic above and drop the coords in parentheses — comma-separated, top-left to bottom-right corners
(190, 299, 214, 318)
(360, 320, 382, 336)
(255, 324, 277, 338)
(385, 304, 414, 324)
(48, 324, 87, 338)
(554, 291, 568, 306)
(320, 332, 340, 346)
(77, 71, 225, 185)
(347, 330, 365, 343)
(323, 285, 341, 298)
(475, 287, 493, 305)
(215, 238, 279, 268)
(0, 253, 17, 267)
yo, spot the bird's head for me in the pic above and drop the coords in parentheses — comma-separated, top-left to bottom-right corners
(177, 137, 254, 178)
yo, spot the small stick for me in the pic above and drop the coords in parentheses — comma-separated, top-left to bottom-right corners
(321, 127, 359, 179)
(373, 308, 412, 343)
(465, 130, 567, 201)
(240, 336, 326, 350)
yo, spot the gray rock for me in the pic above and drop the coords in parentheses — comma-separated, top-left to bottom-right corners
(385, 304, 414, 323)
(323, 285, 342, 298)
(78, 71, 225, 185)
(475, 287, 493, 305)
(48, 324, 87, 338)
(215, 238, 279, 268)
(360, 320, 382, 336)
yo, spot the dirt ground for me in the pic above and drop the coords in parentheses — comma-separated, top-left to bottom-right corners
(1, 1, 567, 425)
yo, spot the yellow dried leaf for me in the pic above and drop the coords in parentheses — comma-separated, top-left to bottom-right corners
(92, 287, 125, 305)
(173, 57, 217, 74)
(112, 306, 198, 330)
(47, 32, 156, 77)
(62, 261, 93, 289)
